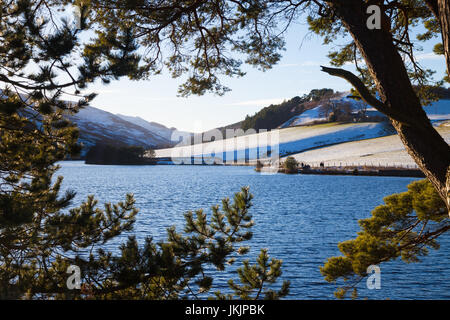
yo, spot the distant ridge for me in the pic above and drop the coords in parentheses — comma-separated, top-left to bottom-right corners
(115, 114, 192, 143)
(65, 106, 174, 156)
(0, 90, 177, 157)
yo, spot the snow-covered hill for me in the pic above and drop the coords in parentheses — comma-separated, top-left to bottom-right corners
(276, 122, 394, 155)
(279, 107, 327, 127)
(155, 96, 450, 164)
(67, 106, 173, 155)
(155, 121, 396, 162)
(280, 92, 450, 128)
(285, 125, 450, 167)
(116, 114, 192, 143)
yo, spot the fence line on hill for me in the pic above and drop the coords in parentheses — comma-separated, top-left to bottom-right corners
(304, 161, 420, 170)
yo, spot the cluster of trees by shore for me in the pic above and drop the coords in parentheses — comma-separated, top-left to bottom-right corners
(85, 144, 156, 165)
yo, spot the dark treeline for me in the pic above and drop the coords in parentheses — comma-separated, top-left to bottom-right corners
(241, 89, 335, 131)
(430, 86, 450, 99)
(85, 144, 156, 165)
(241, 86, 450, 132)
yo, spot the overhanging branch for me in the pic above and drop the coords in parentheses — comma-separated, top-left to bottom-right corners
(320, 66, 405, 122)
(423, 0, 440, 18)
(320, 66, 384, 108)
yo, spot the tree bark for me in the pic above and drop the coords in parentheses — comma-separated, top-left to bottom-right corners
(438, 0, 450, 77)
(425, 0, 450, 78)
(325, 0, 450, 211)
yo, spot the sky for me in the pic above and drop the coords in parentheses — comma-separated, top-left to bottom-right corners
(82, 21, 447, 133)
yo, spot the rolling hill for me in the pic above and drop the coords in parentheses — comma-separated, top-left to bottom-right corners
(116, 114, 192, 143)
(155, 98, 450, 164)
(66, 106, 174, 156)
(284, 124, 450, 167)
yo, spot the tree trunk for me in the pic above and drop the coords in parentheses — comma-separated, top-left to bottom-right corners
(438, 0, 450, 77)
(438, 0, 450, 210)
(327, 0, 450, 210)
(393, 119, 450, 206)
(425, 0, 450, 77)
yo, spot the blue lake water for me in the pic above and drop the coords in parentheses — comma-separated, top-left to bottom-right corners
(57, 161, 450, 299)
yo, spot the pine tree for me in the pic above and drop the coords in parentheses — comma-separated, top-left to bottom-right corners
(0, 1, 289, 299)
(283, 157, 299, 174)
(320, 179, 448, 299)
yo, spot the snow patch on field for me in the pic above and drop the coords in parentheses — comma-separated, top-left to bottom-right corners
(277, 122, 391, 155)
(286, 127, 450, 167)
(155, 122, 393, 161)
(280, 95, 450, 128)
(155, 97, 449, 164)
(279, 107, 326, 128)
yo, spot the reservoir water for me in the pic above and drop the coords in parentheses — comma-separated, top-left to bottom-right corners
(57, 161, 450, 299)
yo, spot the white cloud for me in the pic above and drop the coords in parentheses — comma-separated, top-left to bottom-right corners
(416, 52, 444, 61)
(300, 61, 322, 67)
(344, 59, 366, 66)
(143, 97, 182, 102)
(228, 98, 287, 107)
(277, 63, 301, 67)
(90, 89, 116, 94)
(277, 61, 323, 68)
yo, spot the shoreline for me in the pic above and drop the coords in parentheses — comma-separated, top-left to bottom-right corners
(64, 159, 425, 178)
(295, 167, 425, 178)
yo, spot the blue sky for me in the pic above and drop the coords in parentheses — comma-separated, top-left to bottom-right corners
(84, 22, 447, 133)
